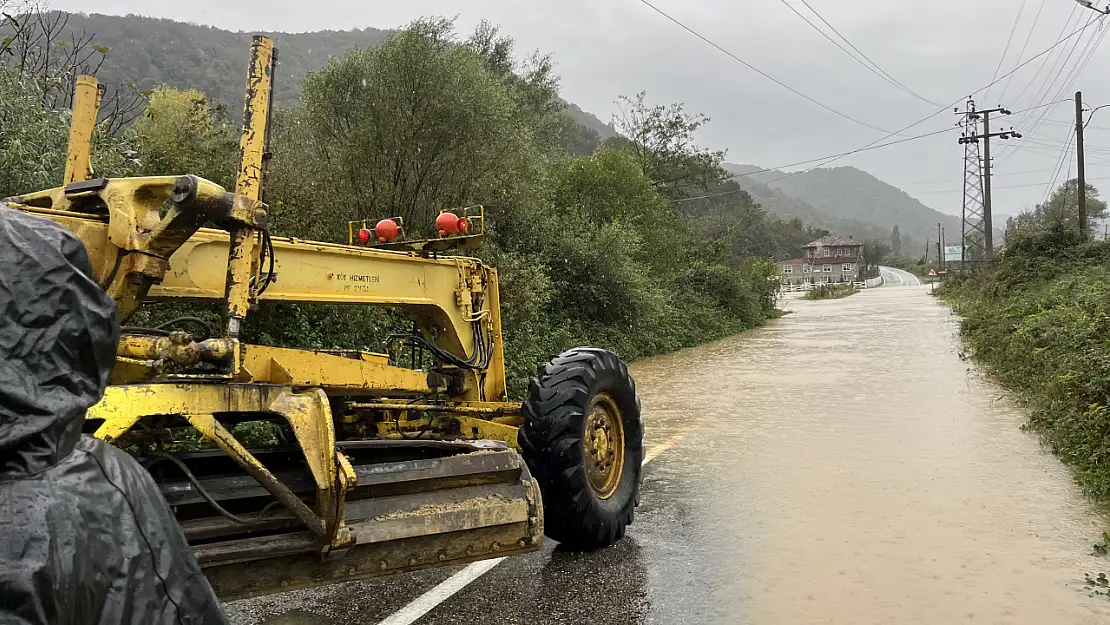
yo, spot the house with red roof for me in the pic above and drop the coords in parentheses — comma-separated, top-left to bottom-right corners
(778, 235, 865, 285)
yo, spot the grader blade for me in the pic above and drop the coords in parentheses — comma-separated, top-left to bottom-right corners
(149, 440, 542, 600)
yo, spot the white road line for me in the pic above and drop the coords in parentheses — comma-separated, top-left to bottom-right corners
(375, 433, 688, 625)
(377, 558, 505, 625)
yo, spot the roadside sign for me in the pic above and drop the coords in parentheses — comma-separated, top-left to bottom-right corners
(943, 245, 963, 262)
(927, 269, 937, 276)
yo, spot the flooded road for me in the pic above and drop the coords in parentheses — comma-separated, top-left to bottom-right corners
(228, 286, 1110, 624)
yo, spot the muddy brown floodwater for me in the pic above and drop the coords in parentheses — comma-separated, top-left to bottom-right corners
(226, 285, 1110, 625)
(630, 285, 1110, 624)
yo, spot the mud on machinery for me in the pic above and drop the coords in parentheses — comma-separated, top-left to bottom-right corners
(2, 36, 643, 599)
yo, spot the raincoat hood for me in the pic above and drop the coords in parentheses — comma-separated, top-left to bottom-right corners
(0, 204, 119, 477)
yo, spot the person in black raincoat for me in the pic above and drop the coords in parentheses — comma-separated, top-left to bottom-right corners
(0, 205, 229, 625)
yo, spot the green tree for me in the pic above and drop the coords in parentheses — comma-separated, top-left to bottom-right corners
(0, 67, 135, 198)
(0, 70, 68, 197)
(610, 91, 727, 197)
(131, 86, 238, 187)
(1008, 179, 1107, 238)
(288, 17, 549, 241)
(1012, 180, 1105, 242)
(863, 239, 889, 267)
(891, 225, 901, 255)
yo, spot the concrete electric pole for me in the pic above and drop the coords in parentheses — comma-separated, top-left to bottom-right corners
(1076, 91, 1088, 237)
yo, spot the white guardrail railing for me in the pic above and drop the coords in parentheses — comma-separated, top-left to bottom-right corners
(779, 276, 884, 293)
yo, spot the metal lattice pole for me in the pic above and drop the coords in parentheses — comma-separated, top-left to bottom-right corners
(959, 98, 987, 267)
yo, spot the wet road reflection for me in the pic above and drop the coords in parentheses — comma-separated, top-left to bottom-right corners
(228, 286, 1110, 624)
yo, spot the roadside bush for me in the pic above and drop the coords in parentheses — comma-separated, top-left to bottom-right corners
(801, 283, 858, 300)
(944, 229, 1110, 498)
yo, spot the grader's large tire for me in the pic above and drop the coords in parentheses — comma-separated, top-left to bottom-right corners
(519, 347, 644, 550)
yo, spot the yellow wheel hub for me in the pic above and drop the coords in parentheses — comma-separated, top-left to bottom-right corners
(583, 393, 625, 499)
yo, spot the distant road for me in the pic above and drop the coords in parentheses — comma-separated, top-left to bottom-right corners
(878, 266, 922, 286)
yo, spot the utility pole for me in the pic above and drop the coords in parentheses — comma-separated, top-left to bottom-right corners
(937, 222, 943, 271)
(957, 100, 1021, 260)
(941, 226, 946, 272)
(1076, 91, 1087, 237)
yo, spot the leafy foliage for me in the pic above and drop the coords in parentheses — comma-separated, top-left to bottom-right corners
(611, 92, 727, 198)
(131, 86, 239, 188)
(292, 17, 547, 235)
(801, 283, 858, 300)
(1005, 178, 1108, 238)
(943, 226, 1110, 499)
(0, 70, 68, 197)
(0, 69, 135, 197)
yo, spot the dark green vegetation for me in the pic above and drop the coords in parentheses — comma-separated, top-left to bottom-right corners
(942, 189, 1110, 500)
(1, 11, 801, 395)
(801, 284, 858, 300)
(0, 11, 613, 139)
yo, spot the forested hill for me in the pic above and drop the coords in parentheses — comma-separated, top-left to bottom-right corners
(42, 11, 615, 133)
(52, 12, 388, 106)
(723, 163, 961, 246)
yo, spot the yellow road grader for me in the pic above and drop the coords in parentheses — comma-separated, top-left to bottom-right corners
(1, 36, 643, 599)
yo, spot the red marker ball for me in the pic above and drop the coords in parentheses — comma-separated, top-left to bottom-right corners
(435, 212, 459, 236)
(375, 218, 399, 243)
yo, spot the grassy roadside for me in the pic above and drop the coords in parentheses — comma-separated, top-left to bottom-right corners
(801, 284, 858, 300)
(939, 227, 1110, 501)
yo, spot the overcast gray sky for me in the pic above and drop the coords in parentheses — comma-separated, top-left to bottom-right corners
(50, 0, 1110, 218)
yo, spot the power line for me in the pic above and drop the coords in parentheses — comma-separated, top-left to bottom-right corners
(678, 128, 956, 203)
(778, 0, 940, 106)
(998, 0, 1047, 103)
(984, 0, 1029, 105)
(1000, 21, 1109, 165)
(995, 14, 1108, 162)
(1008, 5, 1082, 107)
(907, 174, 1110, 195)
(1009, 98, 1075, 116)
(894, 166, 1061, 187)
(1011, 19, 1104, 145)
(1042, 130, 1075, 205)
(673, 15, 1103, 203)
(634, 0, 896, 134)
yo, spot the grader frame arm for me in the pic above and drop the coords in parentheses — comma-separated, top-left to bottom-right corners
(0, 35, 539, 598)
(2, 34, 644, 599)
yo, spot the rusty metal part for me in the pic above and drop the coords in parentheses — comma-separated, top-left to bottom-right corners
(183, 413, 329, 540)
(375, 415, 523, 449)
(267, 389, 353, 550)
(115, 333, 234, 368)
(347, 400, 521, 416)
(156, 445, 541, 600)
(584, 393, 625, 499)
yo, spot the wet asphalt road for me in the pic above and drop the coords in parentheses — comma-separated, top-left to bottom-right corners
(877, 266, 923, 286)
(227, 286, 1110, 624)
